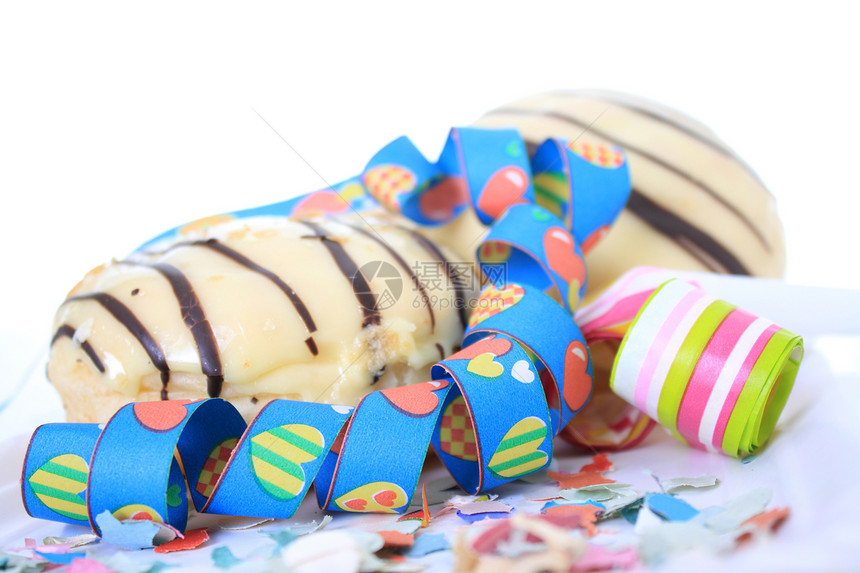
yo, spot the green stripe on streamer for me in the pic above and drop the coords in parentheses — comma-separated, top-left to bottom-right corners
(268, 426, 324, 458)
(495, 427, 547, 451)
(722, 329, 803, 457)
(489, 449, 546, 474)
(29, 482, 88, 520)
(658, 299, 736, 436)
(40, 460, 88, 484)
(249, 442, 304, 482)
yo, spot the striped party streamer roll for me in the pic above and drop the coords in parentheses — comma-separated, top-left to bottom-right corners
(610, 279, 803, 457)
(558, 267, 692, 450)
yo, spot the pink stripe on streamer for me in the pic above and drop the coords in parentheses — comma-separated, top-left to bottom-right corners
(711, 323, 780, 451)
(675, 308, 757, 447)
(632, 288, 707, 412)
(575, 266, 665, 325)
(579, 290, 654, 335)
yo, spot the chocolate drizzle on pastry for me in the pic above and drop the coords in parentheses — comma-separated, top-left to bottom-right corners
(123, 261, 224, 398)
(402, 228, 470, 328)
(52, 218, 462, 406)
(333, 220, 436, 332)
(59, 292, 172, 398)
(193, 239, 320, 355)
(51, 324, 105, 374)
(299, 220, 381, 328)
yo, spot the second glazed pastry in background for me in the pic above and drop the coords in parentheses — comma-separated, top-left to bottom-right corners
(49, 213, 473, 423)
(474, 89, 786, 294)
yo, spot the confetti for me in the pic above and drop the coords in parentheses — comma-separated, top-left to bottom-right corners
(571, 544, 639, 571)
(399, 484, 431, 528)
(456, 500, 514, 515)
(737, 507, 791, 543)
(407, 533, 449, 557)
(95, 510, 160, 550)
(153, 528, 209, 553)
(211, 546, 242, 569)
(646, 493, 699, 522)
(258, 528, 297, 549)
(377, 530, 414, 549)
(704, 488, 772, 533)
(660, 474, 719, 492)
(40, 534, 100, 549)
(549, 470, 616, 490)
(457, 510, 512, 523)
(378, 520, 422, 535)
(33, 550, 86, 564)
(579, 453, 614, 473)
(217, 517, 273, 531)
(542, 503, 603, 536)
(560, 483, 636, 503)
(66, 557, 114, 573)
(280, 531, 366, 573)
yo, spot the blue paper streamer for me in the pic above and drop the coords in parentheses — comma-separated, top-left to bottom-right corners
(22, 126, 631, 532)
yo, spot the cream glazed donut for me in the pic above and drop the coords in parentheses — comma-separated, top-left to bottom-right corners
(48, 212, 477, 423)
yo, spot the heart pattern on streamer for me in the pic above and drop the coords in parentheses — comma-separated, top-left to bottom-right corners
(511, 359, 535, 383)
(28, 453, 89, 522)
(466, 353, 505, 379)
(418, 176, 467, 222)
(487, 417, 549, 480)
(563, 340, 592, 412)
(249, 424, 325, 502)
(333, 481, 408, 513)
(363, 164, 417, 211)
(380, 380, 448, 418)
(477, 166, 530, 220)
(133, 400, 191, 433)
(566, 140, 625, 168)
(543, 227, 585, 285)
(467, 284, 525, 328)
(292, 190, 351, 217)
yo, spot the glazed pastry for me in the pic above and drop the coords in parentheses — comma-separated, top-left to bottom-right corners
(473, 89, 786, 295)
(48, 213, 474, 422)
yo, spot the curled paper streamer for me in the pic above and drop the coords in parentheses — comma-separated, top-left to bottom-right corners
(23, 127, 628, 533)
(22, 284, 587, 532)
(610, 278, 803, 457)
(561, 267, 692, 450)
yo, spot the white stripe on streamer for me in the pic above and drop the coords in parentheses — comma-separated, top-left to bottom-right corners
(644, 291, 716, 418)
(611, 280, 699, 407)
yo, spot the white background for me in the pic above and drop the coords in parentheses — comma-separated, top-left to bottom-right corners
(1, 3, 859, 570)
(0, 3, 857, 397)
(1, 1, 859, 399)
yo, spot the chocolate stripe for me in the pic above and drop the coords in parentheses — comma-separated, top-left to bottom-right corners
(333, 220, 436, 333)
(627, 190, 750, 275)
(490, 107, 770, 250)
(555, 92, 731, 157)
(193, 239, 319, 356)
(122, 261, 224, 397)
(62, 292, 172, 398)
(556, 91, 768, 189)
(403, 228, 469, 328)
(51, 323, 106, 374)
(299, 220, 381, 328)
